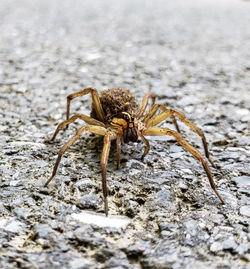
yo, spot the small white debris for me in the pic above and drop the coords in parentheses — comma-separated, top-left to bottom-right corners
(210, 242, 223, 252)
(9, 142, 46, 149)
(71, 211, 130, 228)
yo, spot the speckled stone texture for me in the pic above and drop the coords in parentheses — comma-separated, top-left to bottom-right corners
(0, 0, 250, 268)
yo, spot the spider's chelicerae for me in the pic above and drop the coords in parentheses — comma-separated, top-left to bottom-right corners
(45, 88, 224, 216)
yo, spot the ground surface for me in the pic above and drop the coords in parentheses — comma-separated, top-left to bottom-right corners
(0, 0, 250, 268)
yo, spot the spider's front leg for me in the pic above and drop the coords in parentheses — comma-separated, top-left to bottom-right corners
(139, 134, 150, 161)
(44, 125, 107, 186)
(101, 132, 117, 216)
(145, 108, 216, 168)
(142, 104, 180, 133)
(142, 126, 224, 204)
(116, 136, 121, 169)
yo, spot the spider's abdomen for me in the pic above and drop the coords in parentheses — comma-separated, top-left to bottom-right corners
(91, 88, 139, 123)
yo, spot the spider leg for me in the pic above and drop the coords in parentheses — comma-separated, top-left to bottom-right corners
(142, 104, 159, 123)
(143, 126, 224, 204)
(44, 125, 107, 187)
(101, 132, 117, 216)
(139, 134, 150, 161)
(49, 114, 105, 142)
(142, 104, 180, 132)
(67, 88, 106, 123)
(170, 114, 181, 133)
(116, 136, 121, 169)
(136, 93, 155, 119)
(146, 109, 215, 167)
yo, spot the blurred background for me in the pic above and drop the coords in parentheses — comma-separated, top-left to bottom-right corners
(1, 0, 249, 97)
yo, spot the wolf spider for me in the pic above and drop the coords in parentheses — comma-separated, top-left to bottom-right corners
(45, 88, 224, 216)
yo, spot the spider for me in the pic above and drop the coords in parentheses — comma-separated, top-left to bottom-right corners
(45, 87, 224, 216)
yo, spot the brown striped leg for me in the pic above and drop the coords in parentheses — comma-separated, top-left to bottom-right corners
(101, 132, 117, 216)
(142, 104, 180, 133)
(66, 88, 106, 123)
(143, 126, 224, 204)
(116, 136, 121, 169)
(139, 134, 150, 161)
(145, 108, 215, 167)
(45, 125, 107, 187)
(49, 114, 105, 142)
(136, 93, 155, 119)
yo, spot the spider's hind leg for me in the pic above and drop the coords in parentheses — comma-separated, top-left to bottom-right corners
(66, 88, 106, 123)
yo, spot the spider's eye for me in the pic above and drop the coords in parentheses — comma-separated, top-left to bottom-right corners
(123, 125, 138, 143)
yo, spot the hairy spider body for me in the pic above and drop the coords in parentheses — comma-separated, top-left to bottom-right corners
(45, 87, 224, 216)
(91, 88, 139, 123)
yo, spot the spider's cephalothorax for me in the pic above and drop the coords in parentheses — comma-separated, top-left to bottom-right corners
(122, 114, 138, 143)
(45, 87, 225, 216)
(111, 112, 139, 143)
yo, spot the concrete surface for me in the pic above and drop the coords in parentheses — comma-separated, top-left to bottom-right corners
(0, 0, 250, 268)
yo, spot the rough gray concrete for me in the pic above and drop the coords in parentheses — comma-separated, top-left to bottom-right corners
(0, 0, 250, 268)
